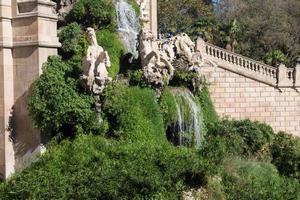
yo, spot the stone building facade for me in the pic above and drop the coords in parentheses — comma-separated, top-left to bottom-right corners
(0, 0, 59, 179)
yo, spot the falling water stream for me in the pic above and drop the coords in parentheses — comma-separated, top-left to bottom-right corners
(115, 0, 140, 58)
(170, 88, 204, 148)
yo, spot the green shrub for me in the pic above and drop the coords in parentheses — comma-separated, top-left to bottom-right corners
(127, 69, 148, 87)
(96, 29, 125, 78)
(29, 56, 101, 138)
(65, 0, 116, 30)
(271, 132, 300, 180)
(196, 87, 218, 125)
(202, 119, 275, 163)
(231, 120, 275, 157)
(170, 70, 198, 89)
(0, 134, 206, 200)
(58, 22, 88, 62)
(159, 87, 177, 128)
(102, 84, 165, 143)
(222, 160, 300, 200)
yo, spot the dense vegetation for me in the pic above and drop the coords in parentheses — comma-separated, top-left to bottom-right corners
(158, 0, 300, 66)
(0, 0, 300, 199)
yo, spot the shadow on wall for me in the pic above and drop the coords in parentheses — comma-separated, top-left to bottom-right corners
(8, 88, 41, 172)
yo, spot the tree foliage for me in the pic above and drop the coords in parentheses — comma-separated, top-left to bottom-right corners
(216, 0, 300, 65)
(29, 56, 101, 138)
(65, 0, 116, 29)
(158, 0, 216, 35)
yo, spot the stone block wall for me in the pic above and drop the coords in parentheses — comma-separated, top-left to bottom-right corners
(208, 66, 300, 136)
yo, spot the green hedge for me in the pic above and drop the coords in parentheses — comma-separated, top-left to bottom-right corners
(103, 84, 165, 143)
(222, 160, 300, 200)
(0, 135, 206, 199)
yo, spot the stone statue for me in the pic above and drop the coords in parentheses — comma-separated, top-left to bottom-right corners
(57, 0, 76, 20)
(82, 27, 111, 94)
(174, 33, 195, 63)
(138, 28, 174, 89)
(139, 0, 150, 23)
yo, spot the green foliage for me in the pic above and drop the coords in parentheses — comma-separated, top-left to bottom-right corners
(202, 119, 275, 163)
(102, 84, 165, 143)
(196, 87, 218, 125)
(158, 0, 216, 34)
(65, 0, 116, 30)
(159, 88, 177, 128)
(170, 71, 198, 89)
(58, 22, 88, 62)
(0, 134, 206, 200)
(127, 69, 148, 87)
(96, 29, 125, 78)
(264, 50, 289, 66)
(217, 0, 300, 66)
(29, 56, 101, 137)
(271, 132, 300, 180)
(222, 160, 300, 200)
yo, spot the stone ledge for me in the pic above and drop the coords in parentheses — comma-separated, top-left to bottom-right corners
(14, 12, 58, 20)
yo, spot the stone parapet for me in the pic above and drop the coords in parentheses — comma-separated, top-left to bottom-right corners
(202, 42, 298, 89)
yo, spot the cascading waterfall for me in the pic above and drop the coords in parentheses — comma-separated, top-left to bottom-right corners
(170, 88, 204, 148)
(115, 0, 140, 58)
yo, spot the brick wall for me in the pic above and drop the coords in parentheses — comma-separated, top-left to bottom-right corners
(208, 66, 300, 136)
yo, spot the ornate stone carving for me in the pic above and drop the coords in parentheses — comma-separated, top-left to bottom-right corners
(57, 0, 76, 20)
(139, 28, 174, 88)
(138, 0, 150, 23)
(82, 28, 112, 94)
(173, 33, 195, 63)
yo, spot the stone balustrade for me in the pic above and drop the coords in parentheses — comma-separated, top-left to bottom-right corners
(202, 42, 299, 89)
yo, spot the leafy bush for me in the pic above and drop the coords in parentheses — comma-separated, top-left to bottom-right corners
(271, 132, 300, 180)
(58, 22, 88, 62)
(202, 119, 275, 162)
(96, 29, 125, 78)
(222, 160, 300, 200)
(159, 88, 177, 128)
(264, 50, 288, 66)
(170, 71, 198, 89)
(65, 0, 116, 30)
(29, 56, 101, 138)
(196, 87, 218, 125)
(127, 69, 148, 87)
(0, 134, 206, 200)
(102, 84, 165, 143)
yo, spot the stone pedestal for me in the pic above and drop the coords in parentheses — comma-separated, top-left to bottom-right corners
(0, 0, 60, 179)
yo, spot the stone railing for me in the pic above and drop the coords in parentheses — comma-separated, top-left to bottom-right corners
(203, 42, 300, 88)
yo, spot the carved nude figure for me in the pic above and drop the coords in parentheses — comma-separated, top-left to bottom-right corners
(82, 27, 111, 94)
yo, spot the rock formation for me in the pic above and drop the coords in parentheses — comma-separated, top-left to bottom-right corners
(82, 27, 112, 95)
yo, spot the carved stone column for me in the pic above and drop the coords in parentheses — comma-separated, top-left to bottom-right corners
(0, 0, 15, 180)
(0, 0, 60, 179)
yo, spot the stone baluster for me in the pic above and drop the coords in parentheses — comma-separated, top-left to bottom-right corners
(293, 58, 300, 87)
(277, 63, 290, 87)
